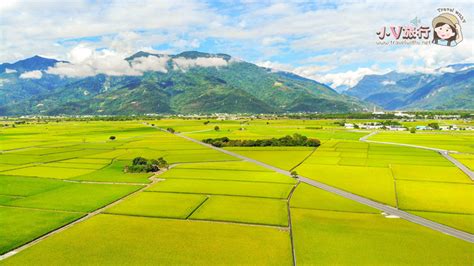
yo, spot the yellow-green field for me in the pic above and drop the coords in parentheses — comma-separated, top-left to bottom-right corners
(0, 119, 472, 265)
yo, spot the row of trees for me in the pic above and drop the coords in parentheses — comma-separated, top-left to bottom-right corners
(125, 157, 169, 173)
(202, 133, 320, 148)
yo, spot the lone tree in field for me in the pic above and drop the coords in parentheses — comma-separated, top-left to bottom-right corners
(109, 136, 116, 140)
(166, 127, 175, 133)
(291, 171, 298, 178)
(214, 126, 220, 131)
(410, 127, 416, 134)
(428, 122, 440, 130)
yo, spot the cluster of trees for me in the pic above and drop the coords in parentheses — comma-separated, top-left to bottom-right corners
(381, 120, 402, 126)
(202, 133, 320, 148)
(125, 157, 169, 173)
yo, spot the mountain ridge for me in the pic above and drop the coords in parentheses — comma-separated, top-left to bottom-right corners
(0, 51, 370, 115)
(344, 64, 474, 110)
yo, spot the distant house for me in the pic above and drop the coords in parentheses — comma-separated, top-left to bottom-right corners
(394, 111, 415, 118)
(387, 125, 407, 131)
(358, 122, 383, 129)
(434, 115, 461, 120)
(416, 126, 433, 130)
(371, 106, 385, 115)
(440, 125, 459, 131)
(344, 123, 355, 129)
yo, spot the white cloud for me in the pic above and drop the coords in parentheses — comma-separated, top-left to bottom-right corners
(261, 36, 286, 46)
(0, 0, 219, 62)
(1, 0, 472, 81)
(293, 65, 336, 76)
(45, 43, 235, 77)
(317, 67, 387, 88)
(4, 68, 17, 73)
(256, 61, 294, 72)
(19, 70, 43, 79)
(172, 57, 229, 71)
(47, 45, 141, 77)
(459, 65, 474, 71)
(256, 60, 380, 88)
(382, 80, 396, 85)
(131, 55, 169, 73)
(437, 67, 455, 73)
(47, 62, 96, 77)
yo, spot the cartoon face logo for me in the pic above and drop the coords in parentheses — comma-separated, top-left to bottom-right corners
(432, 13, 463, 46)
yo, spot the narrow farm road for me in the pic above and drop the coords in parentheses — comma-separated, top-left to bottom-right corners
(164, 129, 474, 243)
(0, 168, 171, 261)
(360, 131, 474, 181)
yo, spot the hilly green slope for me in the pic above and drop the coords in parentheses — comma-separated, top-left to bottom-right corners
(0, 52, 369, 115)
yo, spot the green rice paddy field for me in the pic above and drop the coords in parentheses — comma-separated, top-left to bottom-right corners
(0, 119, 472, 265)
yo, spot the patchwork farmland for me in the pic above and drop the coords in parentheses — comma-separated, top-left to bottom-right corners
(0, 119, 472, 265)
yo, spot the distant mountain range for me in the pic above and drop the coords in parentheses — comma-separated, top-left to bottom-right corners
(0, 51, 369, 115)
(1, 52, 471, 115)
(344, 64, 474, 110)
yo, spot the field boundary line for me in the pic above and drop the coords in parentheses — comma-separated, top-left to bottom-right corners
(185, 196, 209, 219)
(144, 190, 291, 200)
(360, 131, 474, 181)
(289, 147, 318, 172)
(155, 127, 474, 243)
(0, 168, 168, 261)
(98, 212, 289, 229)
(388, 164, 399, 209)
(157, 176, 295, 185)
(0, 205, 85, 214)
(393, 178, 472, 185)
(181, 129, 214, 134)
(188, 216, 288, 228)
(290, 206, 378, 215)
(171, 167, 272, 173)
(63, 180, 148, 185)
(287, 182, 299, 266)
(398, 208, 473, 216)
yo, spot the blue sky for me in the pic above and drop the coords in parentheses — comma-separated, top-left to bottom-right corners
(1, 0, 472, 88)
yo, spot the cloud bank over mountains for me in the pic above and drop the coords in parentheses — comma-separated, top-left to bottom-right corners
(43, 45, 234, 78)
(19, 70, 43, 79)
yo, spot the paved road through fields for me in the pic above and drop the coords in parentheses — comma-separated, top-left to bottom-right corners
(169, 129, 474, 243)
